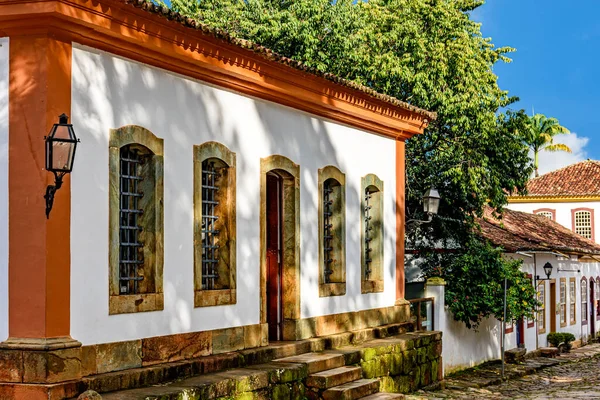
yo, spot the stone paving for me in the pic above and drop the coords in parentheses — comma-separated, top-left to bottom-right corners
(406, 343, 600, 399)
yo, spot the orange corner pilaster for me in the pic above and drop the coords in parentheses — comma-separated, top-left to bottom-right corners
(5, 32, 76, 346)
(395, 139, 406, 303)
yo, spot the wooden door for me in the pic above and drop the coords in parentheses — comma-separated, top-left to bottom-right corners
(550, 281, 557, 333)
(266, 173, 283, 341)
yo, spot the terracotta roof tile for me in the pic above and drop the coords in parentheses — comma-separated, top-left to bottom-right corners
(525, 160, 600, 197)
(479, 207, 600, 255)
(123, 0, 436, 120)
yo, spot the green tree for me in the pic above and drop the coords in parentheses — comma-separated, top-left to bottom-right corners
(164, 0, 536, 327)
(522, 113, 571, 177)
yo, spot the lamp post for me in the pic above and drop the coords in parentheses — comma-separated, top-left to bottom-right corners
(406, 186, 441, 226)
(44, 113, 80, 218)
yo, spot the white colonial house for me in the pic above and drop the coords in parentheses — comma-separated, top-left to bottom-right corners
(0, 0, 436, 397)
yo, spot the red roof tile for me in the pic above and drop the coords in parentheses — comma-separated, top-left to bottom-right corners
(479, 207, 600, 255)
(524, 160, 600, 197)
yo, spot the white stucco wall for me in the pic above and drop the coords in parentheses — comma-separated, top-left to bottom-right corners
(0, 38, 9, 343)
(517, 253, 600, 347)
(70, 45, 398, 345)
(508, 201, 600, 244)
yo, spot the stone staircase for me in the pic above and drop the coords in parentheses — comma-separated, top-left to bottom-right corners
(101, 343, 414, 400)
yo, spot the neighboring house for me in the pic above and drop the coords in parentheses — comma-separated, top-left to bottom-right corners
(479, 208, 600, 350)
(508, 160, 600, 243)
(0, 0, 435, 397)
(406, 207, 600, 373)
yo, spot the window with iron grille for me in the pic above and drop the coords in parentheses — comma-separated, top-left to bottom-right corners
(596, 280, 600, 319)
(318, 166, 346, 297)
(119, 146, 146, 295)
(194, 142, 237, 307)
(361, 174, 384, 294)
(574, 210, 593, 239)
(109, 125, 164, 315)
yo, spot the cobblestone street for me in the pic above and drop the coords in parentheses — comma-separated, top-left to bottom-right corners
(408, 354, 600, 399)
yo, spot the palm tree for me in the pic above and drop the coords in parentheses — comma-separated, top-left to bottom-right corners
(523, 113, 571, 177)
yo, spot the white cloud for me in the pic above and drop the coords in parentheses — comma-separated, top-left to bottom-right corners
(535, 132, 589, 175)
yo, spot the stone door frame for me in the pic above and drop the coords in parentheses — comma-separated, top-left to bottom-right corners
(259, 155, 301, 337)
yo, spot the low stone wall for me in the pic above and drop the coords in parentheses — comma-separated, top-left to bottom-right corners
(360, 332, 443, 393)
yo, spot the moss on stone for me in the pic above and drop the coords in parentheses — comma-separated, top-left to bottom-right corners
(272, 383, 291, 400)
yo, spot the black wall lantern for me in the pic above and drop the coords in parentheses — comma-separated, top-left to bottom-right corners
(535, 262, 553, 284)
(44, 113, 80, 218)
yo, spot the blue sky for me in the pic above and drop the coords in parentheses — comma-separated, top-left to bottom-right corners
(472, 1, 600, 174)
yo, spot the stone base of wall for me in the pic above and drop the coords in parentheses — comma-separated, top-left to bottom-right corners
(0, 323, 269, 386)
(283, 304, 410, 340)
(0, 303, 411, 388)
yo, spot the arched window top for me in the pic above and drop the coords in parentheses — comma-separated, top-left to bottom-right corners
(110, 125, 163, 156)
(195, 141, 235, 167)
(261, 154, 299, 179)
(363, 173, 384, 193)
(319, 165, 345, 186)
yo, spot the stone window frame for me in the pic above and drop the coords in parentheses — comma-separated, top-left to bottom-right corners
(537, 281, 546, 334)
(526, 274, 535, 328)
(572, 208, 594, 241)
(318, 165, 346, 297)
(193, 141, 237, 307)
(560, 277, 567, 328)
(259, 155, 301, 335)
(533, 208, 556, 221)
(569, 277, 577, 325)
(361, 174, 384, 294)
(582, 277, 588, 325)
(109, 125, 164, 315)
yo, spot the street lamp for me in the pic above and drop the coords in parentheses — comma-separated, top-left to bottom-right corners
(44, 113, 80, 218)
(538, 262, 553, 282)
(407, 187, 441, 226)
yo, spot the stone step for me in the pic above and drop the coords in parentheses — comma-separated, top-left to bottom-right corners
(361, 393, 405, 399)
(306, 365, 363, 389)
(274, 352, 346, 374)
(322, 378, 380, 400)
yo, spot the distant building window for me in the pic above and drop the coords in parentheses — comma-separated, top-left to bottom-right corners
(573, 209, 594, 240)
(582, 278, 588, 324)
(537, 281, 545, 334)
(596, 279, 600, 320)
(560, 278, 567, 327)
(534, 208, 555, 220)
(570, 278, 576, 325)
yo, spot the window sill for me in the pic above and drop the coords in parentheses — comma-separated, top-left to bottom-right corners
(319, 282, 346, 297)
(109, 293, 164, 315)
(195, 289, 237, 307)
(361, 280, 384, 294)
(560, 321, 567, 328)
(570, 320, 576, 326)
(538, 328, 546, 334)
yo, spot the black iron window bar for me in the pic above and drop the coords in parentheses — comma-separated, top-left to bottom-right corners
(364, 188, 373, 280)
(323, 181, 334, 283)
(202, 160, 220, 290)
(119, 146, 145, 295)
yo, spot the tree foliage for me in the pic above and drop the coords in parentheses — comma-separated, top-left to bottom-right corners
(522, 113, 571, 177)
(165, 0, 537, 327)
